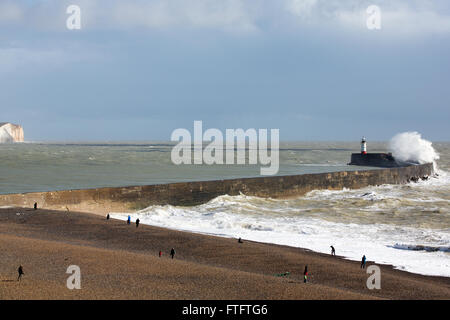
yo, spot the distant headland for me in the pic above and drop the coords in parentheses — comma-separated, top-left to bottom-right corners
(0, 122, 24, 143)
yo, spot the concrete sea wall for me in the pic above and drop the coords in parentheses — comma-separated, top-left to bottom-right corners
(0, 163, 434, 215)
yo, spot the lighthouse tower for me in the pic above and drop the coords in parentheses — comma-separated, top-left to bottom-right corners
(361, 137, 367, 155)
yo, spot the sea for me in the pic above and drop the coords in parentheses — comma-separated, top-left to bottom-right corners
(1, 135, 449, 277)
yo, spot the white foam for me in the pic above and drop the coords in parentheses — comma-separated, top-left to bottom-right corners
(389, 132, 440, 165)
(111, 183, 450, 277)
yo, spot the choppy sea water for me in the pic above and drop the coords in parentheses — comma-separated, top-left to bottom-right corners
(0, 141, 383, 194)
(1, 141, 449, 277)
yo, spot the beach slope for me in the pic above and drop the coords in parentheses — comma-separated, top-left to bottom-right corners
(0, 208, 448, 299)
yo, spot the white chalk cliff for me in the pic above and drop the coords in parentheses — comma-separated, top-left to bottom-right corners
(0, 123, 24, 143)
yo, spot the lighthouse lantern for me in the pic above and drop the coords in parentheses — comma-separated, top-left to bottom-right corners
(361, 137, 367, 155)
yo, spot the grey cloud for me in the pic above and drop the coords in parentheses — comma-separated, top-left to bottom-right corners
(1, 0, 450, 35)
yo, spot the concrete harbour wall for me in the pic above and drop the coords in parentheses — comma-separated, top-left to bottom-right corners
(0, 163, 434, 215)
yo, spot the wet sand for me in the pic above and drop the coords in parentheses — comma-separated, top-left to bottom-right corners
(0, 207, 449, 299)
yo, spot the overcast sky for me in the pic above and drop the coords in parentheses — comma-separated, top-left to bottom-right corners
(1, 0, 449, 141)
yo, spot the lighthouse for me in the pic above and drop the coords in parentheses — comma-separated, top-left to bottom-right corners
(350, 136, 400, 167)
(361, 137, 367, 155)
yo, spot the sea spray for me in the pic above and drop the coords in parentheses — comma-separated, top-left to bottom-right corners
(389, 132, 440, 166)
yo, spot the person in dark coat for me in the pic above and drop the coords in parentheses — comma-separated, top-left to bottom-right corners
(17, 265, 24, 281)
(361, 255, 367, 269)
(303, 265, 308, 283)
(170, 248, 175, 259)
(330, 246, 336, 256)
(136, 218, 140, 228)
(106, 213, 110, 220)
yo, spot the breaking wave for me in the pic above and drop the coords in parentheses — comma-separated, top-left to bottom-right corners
(111, 172, 450, 277)
(390, 244, 450, 253)
(389, 132, 440, 165)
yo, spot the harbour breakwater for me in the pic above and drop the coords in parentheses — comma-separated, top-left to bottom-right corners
(0, 163, 434, 215)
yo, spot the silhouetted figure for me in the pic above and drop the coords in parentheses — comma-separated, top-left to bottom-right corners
(361, 255, 366, 269)
(34, 202, 37, 210)
(238, 237, 243, 243)
(106, 214, 110, 220)
(330, 246, 336, 256)
(17, 265, 24, 281)
(159, 250, 162, 258)
(303, 265, 308, 283)
(170, 248, 175, 259)
(127, 215, 131, 225)
(136, 218, 140, 228)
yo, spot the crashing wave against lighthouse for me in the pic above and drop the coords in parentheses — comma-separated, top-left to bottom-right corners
(389, 132, 439, 165)
(0, 122, 24, 143)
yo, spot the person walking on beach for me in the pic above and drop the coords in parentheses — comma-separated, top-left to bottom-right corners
(17, 265, 24, 281)
(361, 255, 366, 269)
(238, 237, 243, 244)
(127, 215, 131, 225)
(170, 248, 175, 259)
(159, 250, 162, 258)
(33, 202, 37, 210)
(330, 246, 336, 256)
(106, 213, 110, 220)
(303, 265, 308, 283)
(136, 218, 140, 228)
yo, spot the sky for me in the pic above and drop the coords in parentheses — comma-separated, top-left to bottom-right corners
(0, 0, 449, 141)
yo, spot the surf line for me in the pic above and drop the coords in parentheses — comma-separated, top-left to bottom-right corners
(171, 120, 279, 176)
